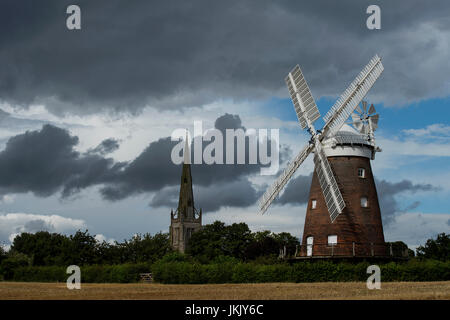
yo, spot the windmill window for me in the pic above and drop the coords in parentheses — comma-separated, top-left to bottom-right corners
(328, 235, 337, 246)
(311, 200, 317, 209)
(358, 168, 365, 178)
(361, 196, 368, 208)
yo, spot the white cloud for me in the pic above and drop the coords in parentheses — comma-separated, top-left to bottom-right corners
(94, 234, 116, 245)
(205, 203, 307, 240)
(384, 212, 450, 249)
(403, 123, 450, 139)
(0, 212, 86, 247)
(0, 195, 15, 204)
(377, 137, 450, 158)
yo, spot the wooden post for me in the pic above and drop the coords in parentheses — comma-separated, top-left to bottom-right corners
(352, 242, 355, 257)
(390, 243, 393, 256)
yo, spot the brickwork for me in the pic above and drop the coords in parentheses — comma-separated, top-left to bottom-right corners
(300, 155, 385, 257)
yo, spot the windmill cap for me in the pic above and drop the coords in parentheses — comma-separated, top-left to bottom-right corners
(338, 124, 360, 135)
(323, 123, 372, 149)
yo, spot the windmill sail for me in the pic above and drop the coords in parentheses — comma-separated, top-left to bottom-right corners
(322, 55, 383, 138)
(259, 143, 314, 214)
(313, 143, 345, 222)
(369, 113, 379, 130)
(286, 65, 320, 130)
(260, 55, 383, 219)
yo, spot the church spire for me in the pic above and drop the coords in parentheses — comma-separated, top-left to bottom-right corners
(170, 131, 202, 253)
(178, 131, 194, 218)
(183, 130, 191, 164)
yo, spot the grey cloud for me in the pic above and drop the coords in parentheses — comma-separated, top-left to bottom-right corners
(149, 186, 178, 209)
(150, 179, 261, 212)
(21, 219, 54, 233)
(195, 179, 261, 212)
(0, 114, 283, 212)
(276, 174, 312, 205)
(88, 138, 120, 156)
(0, 0, 449, 115)
(402, 201, 421, 212)
(375, 179, 438, 225)
(0, 124, 121, 197)
(101, 113, 285, 201)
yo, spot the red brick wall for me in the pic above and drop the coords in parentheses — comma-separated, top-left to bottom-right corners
(300, 156, 385, 257)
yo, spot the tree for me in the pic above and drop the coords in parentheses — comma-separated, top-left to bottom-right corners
(187, 221, 299, 262)
(244, 231, 279, 260)
(385, 241, 415, 258)
(0, 245, 7, 264)
(0, 252, 32, 280)
(244, 231, 300, 260)
(118, 232, 172, 264)
(416, 233, 450, 261)
(272, 232, 300, 256)
(67, 230, 99, 265)
(10, 231, 71, 266)
(187, 221, 253, 261)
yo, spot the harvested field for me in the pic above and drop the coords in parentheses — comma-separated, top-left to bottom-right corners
(0, 281, 449, 300)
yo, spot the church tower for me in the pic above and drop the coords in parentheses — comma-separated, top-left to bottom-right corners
(170, 134, 202, 253)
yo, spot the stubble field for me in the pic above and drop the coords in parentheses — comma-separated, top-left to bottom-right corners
(0, 281, 449, 300)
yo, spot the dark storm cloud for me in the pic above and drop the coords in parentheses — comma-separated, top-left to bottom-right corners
(21, 219, 54, 233)
(88, 138, 120, 155)
(101, 113, 286, 201)
(150, 179, 261, 212)
(0, 0, 449, 115)
(375, 179, 438, 225)
(276, 174, 312, 205)
(0, 113, 283, 212)
(0, 124, 122, 197)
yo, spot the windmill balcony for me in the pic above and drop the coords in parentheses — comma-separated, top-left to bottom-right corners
(293, 242, 410, 260)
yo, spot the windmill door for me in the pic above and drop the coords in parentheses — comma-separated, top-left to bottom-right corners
(306, 236, 313, 256)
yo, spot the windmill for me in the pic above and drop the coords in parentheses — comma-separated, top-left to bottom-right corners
(259, 55, 387, 258)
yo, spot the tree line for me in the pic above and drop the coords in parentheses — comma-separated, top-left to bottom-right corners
(0, 220, 448, 280)
(0, 221, 300, 274)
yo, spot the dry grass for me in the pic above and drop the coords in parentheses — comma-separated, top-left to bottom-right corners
(0, 281, 449, 300)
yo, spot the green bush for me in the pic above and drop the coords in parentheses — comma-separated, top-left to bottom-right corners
(3, 258, 450, 284)
(6, 263, 152, 283)
(0, 252, 33, 280)
(151, 259, 450, 284)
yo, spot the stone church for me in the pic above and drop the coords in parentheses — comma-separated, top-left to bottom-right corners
(170, 136, 202, 253)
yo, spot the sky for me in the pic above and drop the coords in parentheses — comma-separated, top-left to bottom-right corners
(0, 0, 449, 250)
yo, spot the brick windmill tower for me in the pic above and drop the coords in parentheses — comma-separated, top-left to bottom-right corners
(259, 55, 388, 258)
(170, 134, 202, 253)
